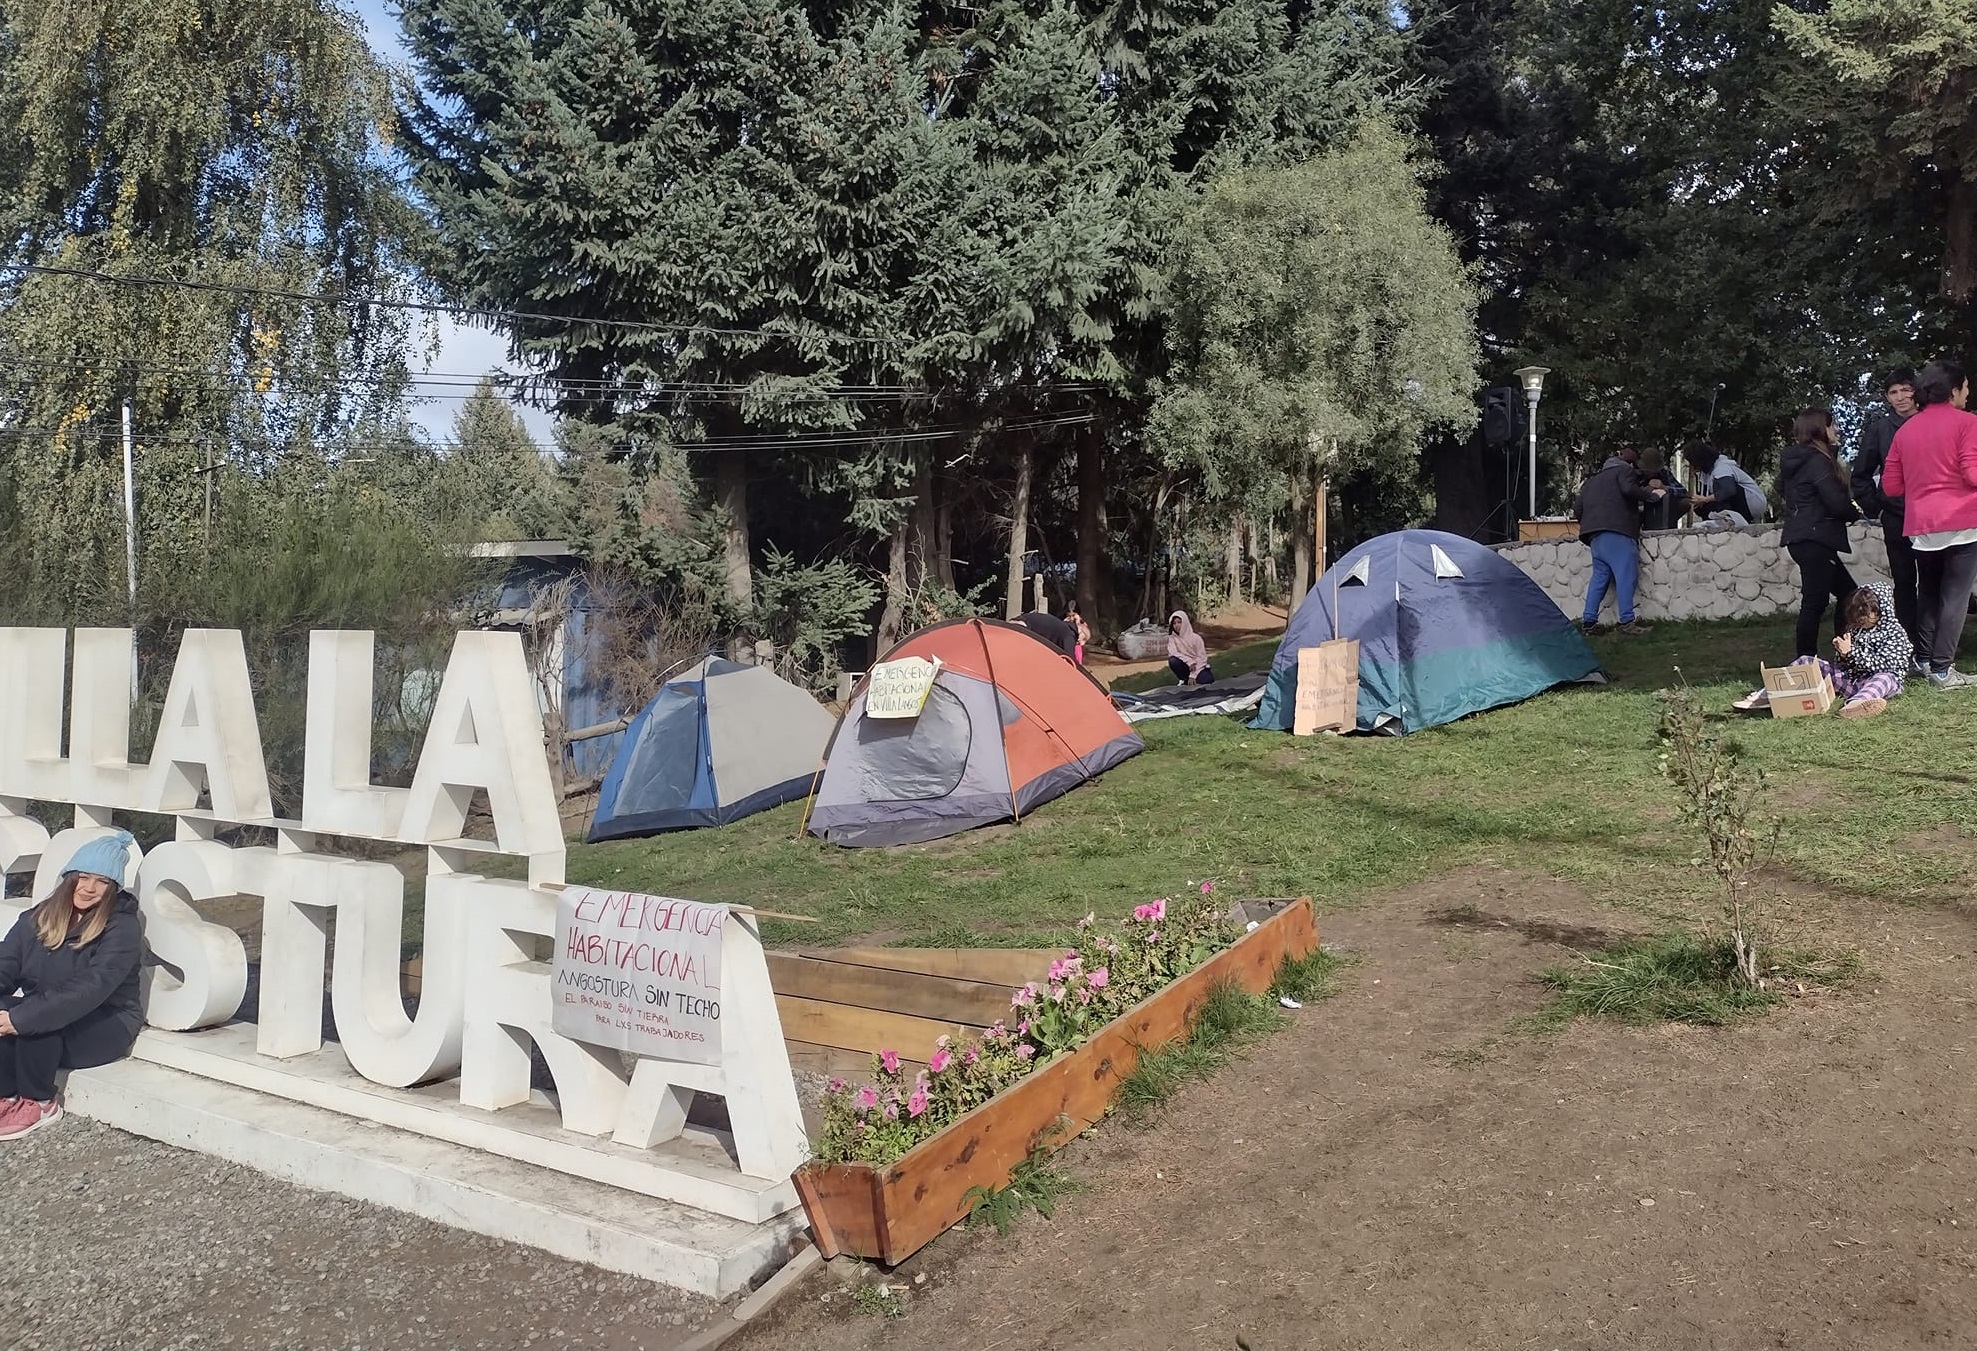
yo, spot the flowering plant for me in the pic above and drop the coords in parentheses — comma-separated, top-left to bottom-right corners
(813, 883, 1237, 1166)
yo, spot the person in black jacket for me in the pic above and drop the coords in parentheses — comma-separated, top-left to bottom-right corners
(1015, 609, 1079, 659)
(1575, 448, 1664, 634)
(1850, 367, 1920, 657)
(0, 830, 144, 1141)
(1778, 408, 1863, 657)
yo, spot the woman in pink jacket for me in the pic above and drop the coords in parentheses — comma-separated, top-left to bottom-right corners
(1884, 359, 1977, 687)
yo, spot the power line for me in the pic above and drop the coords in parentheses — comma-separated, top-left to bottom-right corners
(4, 261, 913, 348)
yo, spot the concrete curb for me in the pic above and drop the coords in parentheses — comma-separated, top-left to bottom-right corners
(677, 1244, 824, 1351)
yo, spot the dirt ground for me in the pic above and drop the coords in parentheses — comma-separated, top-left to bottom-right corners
(735, 866, 1977, 1351)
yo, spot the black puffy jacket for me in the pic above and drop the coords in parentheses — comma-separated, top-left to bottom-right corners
(0, 891, 144, 1037)
(1778, 442, 1860, 551)
(1575, 455, 1657, 541)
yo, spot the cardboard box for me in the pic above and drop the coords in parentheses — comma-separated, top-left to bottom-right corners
(1761, 662, 1834, 718)
(1294, 640, 1361, 735)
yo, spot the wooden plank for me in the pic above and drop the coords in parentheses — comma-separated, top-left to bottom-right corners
(784, 1041, 921, 1083)
(774, 996, 975, 1060)
(766, 954, 1015, 1027)
(786, 946, 1054, 987)
(789, 899, 1319, 1264)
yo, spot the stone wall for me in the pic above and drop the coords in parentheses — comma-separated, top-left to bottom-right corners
(1497, 523, 1891, 623)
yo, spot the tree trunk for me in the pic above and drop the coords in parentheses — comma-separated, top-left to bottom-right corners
(935, 479, 956, 593)
(1225, 518, 1242, 609)
(1005, 440, 1033, 619)
(910, 451, 936, 592)
(1075, 432, 1109, 623)
(1288, 481, 1311, 614)
(1949, 174, 1977, 301)
(714, 449, 753, 610)
(875, 520, 910, 655)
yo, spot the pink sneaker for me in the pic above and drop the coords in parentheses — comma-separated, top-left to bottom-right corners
(0, 1096, 62, 1141)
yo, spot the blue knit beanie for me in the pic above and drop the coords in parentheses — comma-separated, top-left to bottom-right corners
(62, 830, 135, 888)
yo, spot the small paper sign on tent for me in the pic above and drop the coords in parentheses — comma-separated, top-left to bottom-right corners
(865, 655, 942, 719)
(552, 887, 727, 1064)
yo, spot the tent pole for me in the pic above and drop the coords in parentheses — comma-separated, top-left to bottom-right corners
(973, 618, 1023, 825)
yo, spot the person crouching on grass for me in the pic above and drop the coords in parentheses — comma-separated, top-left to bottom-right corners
(0, 831, 144, 1141)
(1734, 582, 1911, 719)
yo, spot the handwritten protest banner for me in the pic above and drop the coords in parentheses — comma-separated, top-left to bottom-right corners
(1293, 639, 1360, 736)
(552, 886, 727, 1064)
(865, 656, 941, 719)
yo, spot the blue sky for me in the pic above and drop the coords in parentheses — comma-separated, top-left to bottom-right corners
(347, 1, 555, 445)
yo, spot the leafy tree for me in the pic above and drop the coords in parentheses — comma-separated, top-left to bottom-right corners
(1153, 123, 1479, 608)
(0, 0, 422, 623)
(1774, 2, 1977, 305)
(435, 379, 571, 541)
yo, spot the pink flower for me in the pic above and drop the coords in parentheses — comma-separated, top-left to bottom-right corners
(1017, 1018, 1031, 1036)
(1050, 983, 1067, 1003)
(962, 1046, 979, 1066)
(1200, 881, 1215, 895)
(988, 1020, 1007, 1040)
(1147, 929, 1161, 943)
(879, 1049, 901, 1074)
(1011, 983, 1037, 1008)
(827, 1076, 846, 1093)
(929, 1048, 952, 1074)
(1134, 899, 1167, 923)
(884, 1102, 899, 1120)
(1077, 986, 1092, 1004)
(855, 1087, 879, 1110)
(1048, 954, 1083, 982)
(1016, 1044, 1036, 1060)
(1087, 968, 1109, 989)
(907, 1086, 929, 1118)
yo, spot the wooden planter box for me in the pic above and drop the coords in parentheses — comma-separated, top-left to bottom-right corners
(793, 897, 1318, 1264)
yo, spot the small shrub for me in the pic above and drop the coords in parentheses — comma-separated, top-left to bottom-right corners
(963, 1147, 1081, 1236)
(1540, 932, 1861, 1027)
(850, 1284, 906, 1319)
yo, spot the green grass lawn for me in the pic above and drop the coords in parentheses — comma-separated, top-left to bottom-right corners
(565, 614, 1977, 948)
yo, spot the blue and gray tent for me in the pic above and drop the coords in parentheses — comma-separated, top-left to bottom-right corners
(588, 658, 834, 841)
(1251, 530, 1602, 736)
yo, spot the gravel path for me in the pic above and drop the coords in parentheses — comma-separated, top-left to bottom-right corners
(3, 1117, 722, 1351)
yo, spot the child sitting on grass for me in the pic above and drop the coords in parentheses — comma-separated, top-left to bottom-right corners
(1734, 581, 1911, 719)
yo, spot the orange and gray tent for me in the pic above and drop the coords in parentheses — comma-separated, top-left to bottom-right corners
(805, 619, 1145, 847)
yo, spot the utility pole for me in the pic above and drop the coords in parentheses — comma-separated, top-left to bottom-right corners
(121, 393, 139, 702)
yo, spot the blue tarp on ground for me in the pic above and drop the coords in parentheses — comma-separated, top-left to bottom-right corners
(1250, 529, 1602, 735)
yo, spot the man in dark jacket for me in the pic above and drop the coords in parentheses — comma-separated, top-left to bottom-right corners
(1014, 609, 1078, 658)
(1851, 367, 1920, 657)
(1574, 448, 1663, 634)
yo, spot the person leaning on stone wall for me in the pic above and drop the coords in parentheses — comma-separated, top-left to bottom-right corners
(0, 831, 145, 1142)
(1637, 447, 1691, 531)
(1682, 439, 1771, 528)
(1574, 446, 1664, 635)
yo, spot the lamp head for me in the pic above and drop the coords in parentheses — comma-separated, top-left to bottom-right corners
(1513, 365, 1550, 400)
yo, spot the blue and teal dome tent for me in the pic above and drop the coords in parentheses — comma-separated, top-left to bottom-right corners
(588, 658, 835, 840)
(1250, 530, 1602, 736)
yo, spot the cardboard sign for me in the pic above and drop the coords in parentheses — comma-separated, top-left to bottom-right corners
(552, 886, 726, 1063)
(866, 656, 941, 719)
(1761, 663, 1834, 719)
(1294, 640, 1361, 735)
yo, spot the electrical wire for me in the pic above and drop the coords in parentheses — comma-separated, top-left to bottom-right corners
(3, 261, 916, 347)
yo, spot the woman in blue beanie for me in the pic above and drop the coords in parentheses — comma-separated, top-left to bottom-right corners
(0, 830, 144, 1140)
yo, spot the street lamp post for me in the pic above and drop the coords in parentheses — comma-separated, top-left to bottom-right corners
(1513, 366, 1550, 523)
